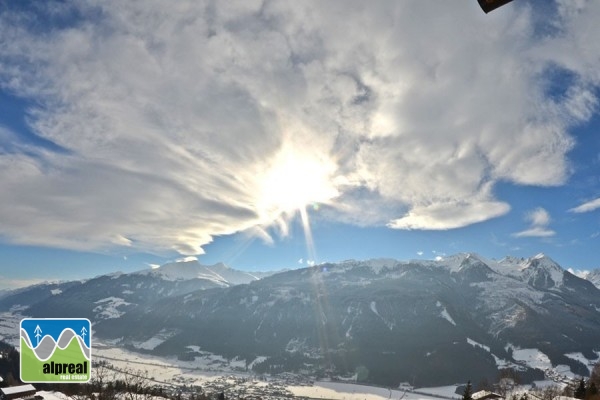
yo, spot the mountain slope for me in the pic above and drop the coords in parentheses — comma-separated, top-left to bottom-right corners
(14, 254, 600, 387)
(134, 260, 263, 285)
(586, 269, 600, 289)
(21, 261, 274, 329)
(0, 281, 84, 312)
(90, 254, 600, 386)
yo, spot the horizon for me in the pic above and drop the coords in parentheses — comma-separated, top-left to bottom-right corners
(1, 250, 596, 291)
(2, 1, 600, 289)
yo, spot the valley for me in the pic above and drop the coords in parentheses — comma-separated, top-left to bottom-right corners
(1, 253, 600, 394)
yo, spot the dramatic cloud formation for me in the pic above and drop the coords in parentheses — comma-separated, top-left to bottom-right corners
(0, 1, 598, 255)
(513, 207, 556, 238)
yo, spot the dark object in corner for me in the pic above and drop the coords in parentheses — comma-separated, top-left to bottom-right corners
(477, 0, 514, 13)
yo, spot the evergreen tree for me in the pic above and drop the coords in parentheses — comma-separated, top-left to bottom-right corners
(587, 382, 598, 398)
(575, 378, 587, 399)
(592, 363, 600, 387)
(462, 381, 473, 400)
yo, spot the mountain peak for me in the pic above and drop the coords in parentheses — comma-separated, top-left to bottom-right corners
(521, 253, 564, 289)
(132, 260, 261, 286)
(526, 253, 562, 270)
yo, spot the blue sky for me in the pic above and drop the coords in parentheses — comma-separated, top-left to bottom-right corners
(1, 0, 600, 289)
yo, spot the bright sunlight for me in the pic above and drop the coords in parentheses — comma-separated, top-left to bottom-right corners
(258, 144, 339, 217)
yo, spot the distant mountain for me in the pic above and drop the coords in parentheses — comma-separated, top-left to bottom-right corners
(0, 281, 84, 312)
(586, 269, 600, 289)
(2, 261, 276, 325)
(135, 260, 267, 285)
(8, 254, 600, 387)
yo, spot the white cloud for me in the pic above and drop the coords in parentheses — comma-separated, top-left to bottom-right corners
(528, 208, 552, 226)
(513, 207, 556, 238)
(388, 198, 510, 230)
(513, 227, 556, 238)
(569, 198, 600, 213)
(0, 1, 597, 254)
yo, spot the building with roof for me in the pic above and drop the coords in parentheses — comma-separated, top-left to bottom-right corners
(0, 384, 37, 400)
(472, 390, 504, 400)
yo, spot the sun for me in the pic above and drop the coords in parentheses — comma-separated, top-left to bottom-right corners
(258, 145, 339, 218)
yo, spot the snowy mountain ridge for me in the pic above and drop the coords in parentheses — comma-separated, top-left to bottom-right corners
(134, 260, 261, 286)
(339, 253, 571, 288)
(3, 252, 600, 387)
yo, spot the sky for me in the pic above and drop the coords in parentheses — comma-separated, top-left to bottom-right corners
(1, 0, 600, 289)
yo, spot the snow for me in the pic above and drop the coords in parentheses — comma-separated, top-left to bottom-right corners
(51, 288, 62, 295)
(93, 297, 131, 319)
(37, 391, 74, 400)
(586, 270, 600, 288)
(91, 339, 461, 398)
(564, 352, 597, 375)
(511, 348, 552, 371)
(248, 356, 268, 369)
(92, 339, 246, 386)
(1, 384, 36, 395)
(540, 258, 564, 286)
(370, 301, 394, 330)
(135, 260, 258, 286)
(131, 330, 177, 350)
(0, 311, 22, 347)
(433, 253, 470, 272)
(464, 338, 521, 370)
(370, 301, 379, 315)
(288, 381, 460, 400)
(553, 365, 576, 379)
(466, 338, 490, 352)
(522, 254, 565, 288)
(415, 385, 461, 398)
(437, 301, 456, 326)
(365, 258, 398, 274)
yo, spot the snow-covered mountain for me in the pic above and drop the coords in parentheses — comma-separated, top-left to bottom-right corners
(1, 260, 276, 322)
(0, 280, 84, 311)
(6, 253, 600, 387)
(585, 269, 600, 289)
(134, 260, 264, 286)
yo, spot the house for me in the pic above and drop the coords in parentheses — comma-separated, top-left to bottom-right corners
(0, 384, 37, 400)
(473, 390, 504, 400)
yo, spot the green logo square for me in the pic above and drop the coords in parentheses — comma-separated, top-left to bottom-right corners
(20, 318, 92, 383)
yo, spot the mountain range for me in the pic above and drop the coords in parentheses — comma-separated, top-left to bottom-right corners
(1, 254, 599, 387)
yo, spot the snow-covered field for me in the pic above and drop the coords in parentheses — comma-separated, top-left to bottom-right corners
(289, 381, 459, 400)
(0, 311, 593, 400)
(511, 347, 552, 371)
(93, 340, 256, 386)
(0, 311, 21, 347)
(93, 297, 131, 319)
(565, 352, 600, 375)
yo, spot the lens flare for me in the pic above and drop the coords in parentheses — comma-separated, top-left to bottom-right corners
(258, 145, 338, 219)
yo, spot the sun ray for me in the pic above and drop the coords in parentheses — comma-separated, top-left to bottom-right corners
(299, 206, 317, 264)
